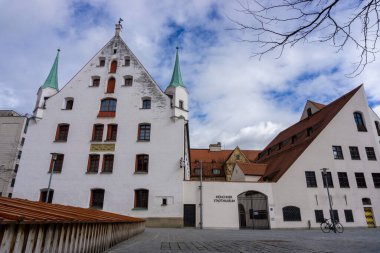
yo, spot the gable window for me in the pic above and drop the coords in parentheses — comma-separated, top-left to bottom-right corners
(282, 206, 301, 221)
(375, 121, 380, 136)
(344, 210, 354, 222)
(124, 56, 130, 66)
(136, 154, 149, 173)
(55, 124, 69, 141)
(10, 178, 15, 187)
(138, 123, 151, 141)
(106, 77, 116, 93)
(349, 146, 360, 160)
(372, 173, 380, 188)
(110, 60, 117, 73)
(90, 189, 104, 209)
(142, 98, 151, 109)
(99, 58, 105, 67)
(92, 76, 100, 87)
(49, 154, 64, 173)
(65, 98, 74, 110)
(14, 164, 18, 173)
(106, 124, 118, 141)
(212, 169, 221, 175)
(92, 124, 104, 141)
(87, 154, 100, 173)
(314, 210, 324, 223)
(305, 171, 317, 187)
(307, 108, 312, 117)
(337, 172, 350, 188)
(365, 147, 377, 160)
(355, 172, 367, 188)
(99, 98, 117, 117)
(102, 154, 114, 173)
(17, 151, 22, 159)
(124, 75, 133, 86)
(353, 112, 367, 132)
(362, 198, 371, 205)
(40, 189, 54, 203)
(330, 210, 339, 222)
(134, 189, 148, 209)
(179, 100, 184, 109)
(332, 146, 344, 159)
(321, 171, 334, 188)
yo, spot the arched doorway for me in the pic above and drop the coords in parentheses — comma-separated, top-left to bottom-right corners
(238, 191, 269, 229)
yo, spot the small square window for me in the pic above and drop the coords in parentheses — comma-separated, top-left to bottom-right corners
(99, 59, 105, 67)
(124, 57, 130, 66)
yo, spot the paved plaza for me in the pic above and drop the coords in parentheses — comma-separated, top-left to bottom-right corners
(105, 227, 380, 253)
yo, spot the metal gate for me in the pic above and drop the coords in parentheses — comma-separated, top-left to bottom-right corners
(183, 204, 196, 227)
(237, 191, 269, 229)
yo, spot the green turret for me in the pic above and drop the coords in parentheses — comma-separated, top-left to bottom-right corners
(168, 47, 185, 87)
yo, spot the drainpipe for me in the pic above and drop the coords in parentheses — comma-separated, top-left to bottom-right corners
(199, 160, 203, 229)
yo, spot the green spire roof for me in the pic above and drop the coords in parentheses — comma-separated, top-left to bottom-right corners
(41, 49, 60, 90)
(169, 47, 185, 87)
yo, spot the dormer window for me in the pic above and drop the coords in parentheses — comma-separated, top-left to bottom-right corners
(99, 58, 105, 67)
(307, 127, 313, 137)
(307, 108, 312, 117)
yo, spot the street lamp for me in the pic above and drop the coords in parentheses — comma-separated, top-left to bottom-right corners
(321, 168, 336, 233)
(46, 153, 58, 203)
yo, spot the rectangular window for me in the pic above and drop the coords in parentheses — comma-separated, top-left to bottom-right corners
(307, 127, 313, 137)
(136, 154, 149, 172)
(10, 178, 15, 187)
(305, 171, 317, 187)
(321, 171, 334, 188)
(124, 76, 133, 86)
(337, 172, 350, 188)
(134, 189, 148, 209)
(332, 146, 344, 159)
(349, 146, 360, 160)
(99, 58, 105, 67)
(106, 124, 118, 141)
(138, 124, 151, 141)
(330, 210, 339, 222)
(372, 173, 380, 188)
(291, 135, 297, 144)
(355, 172, 367, 188)
(65, 99, 74, 110)
(90, 189, 104, 209)
(314, 210, 324, 223)
(102, 155, 114, 173)
(92, 124, 104, 141)
(344, 210, 354, 222)
(55, 124, 69, 141)
(8, 193, 12, 198)
(162, 198, 167, 206)
(365, 147, 377, 160)
(179, 100, 184, 109)
(92, 78, 100, 87)
(49, 154, 64, 173)
(40, 190, 54, 203)
(142, 99, 151, 109)
(14, 164, 19, 173)
(17, 151, 22, 159)
(87, 154, 100, 173)
(212, 169, 221, 175)
(20, 137, 25, 146)
(124, 57, 130, 66)
(194, 168, 200, 176)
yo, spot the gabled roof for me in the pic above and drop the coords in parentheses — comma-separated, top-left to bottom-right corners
(255, 85, 362, 182)
(41, 49, 59, 90)
(309, 100, 325, 110)
(236, 162, 266, 176)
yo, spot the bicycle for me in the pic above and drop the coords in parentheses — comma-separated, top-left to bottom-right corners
(320, 218, 344, 233)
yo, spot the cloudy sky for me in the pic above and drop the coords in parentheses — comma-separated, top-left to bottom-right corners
(1, 0, 380, 149)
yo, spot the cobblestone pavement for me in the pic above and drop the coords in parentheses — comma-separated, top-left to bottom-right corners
(105, 228, 380, 253)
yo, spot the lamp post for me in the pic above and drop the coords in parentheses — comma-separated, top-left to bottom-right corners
(46, 153, 58, 203)
(321, 168, 336, 233)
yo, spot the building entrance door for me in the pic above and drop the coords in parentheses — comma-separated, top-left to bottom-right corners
(364, 207, 376, 228)
(238, 191, 269, 229)
(183, 204, 196, 227)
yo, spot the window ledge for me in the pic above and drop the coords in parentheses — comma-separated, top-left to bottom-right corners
(86, 171, 98, 174)
(47, 171, 61, 174)
(161, 204, 167, 206)
(90, 140, 103, 143)
(100, 171, 113, 174)
(88, 85, 100, 88)
(132, 208, 148, 211)
(121, 85, 132, 87)
(104, 140, 116, 143)
(137, 140, 150, 142)
(54, 140, 67, 143)
(134, 171, 148, 174)
(140, 108, 151, 110)
(61, 109, 72, 111)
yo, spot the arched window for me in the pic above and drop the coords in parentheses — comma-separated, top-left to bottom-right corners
(375, 121, 380, 136)
(142, 97, 151, 109)
(134, 189, 149, 209)
(98, 98, 117, 117)
(110, 60, 117, 73)
(55, 123, 69, 141)
(90, 189, 105, 209)
(353, 112, 367, 132)
(40, 189, 54, 203)
(106, 77, 115, 93)
(282, 206, 301, 221)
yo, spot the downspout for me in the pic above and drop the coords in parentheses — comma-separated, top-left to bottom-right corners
(199, 160, 203, 229)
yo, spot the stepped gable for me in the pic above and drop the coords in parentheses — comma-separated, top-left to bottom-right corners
(255, 85, 362, 182)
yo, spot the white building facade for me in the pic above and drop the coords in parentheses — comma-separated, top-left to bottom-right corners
(13, 24, 190, 227)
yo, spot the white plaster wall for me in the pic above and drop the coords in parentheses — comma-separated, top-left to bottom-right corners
(13, 35, 186, 219)
(183, 181, 274, 229)
(272, 86, 380, 228)
(231, 165, 245, 181)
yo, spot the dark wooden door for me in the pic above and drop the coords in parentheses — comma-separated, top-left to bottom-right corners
(183, 204, 196, 227)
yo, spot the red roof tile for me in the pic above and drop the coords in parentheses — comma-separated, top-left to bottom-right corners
(236, 162, 266, 176)
(0, 197, 144, 224)
(255, 85, 362, 182)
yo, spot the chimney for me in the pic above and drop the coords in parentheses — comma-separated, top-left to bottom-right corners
(209, 142, 222, 152)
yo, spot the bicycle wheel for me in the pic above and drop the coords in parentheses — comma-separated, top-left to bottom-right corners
(320, 222, 330, 233)
(335, 222, 344, 233)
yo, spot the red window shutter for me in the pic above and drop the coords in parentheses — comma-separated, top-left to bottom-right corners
(87, 155, 91, 172)
(107, 78, 115, 93)
(55, 125, 60, 141)
(91, 125, 96, 141)
(110, 61, 117, 73)
(49, 158, 54, 172)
